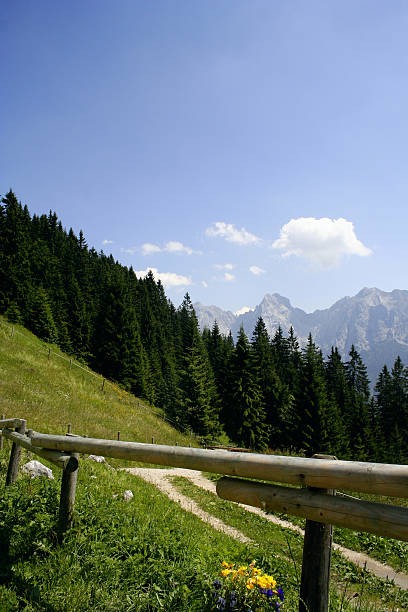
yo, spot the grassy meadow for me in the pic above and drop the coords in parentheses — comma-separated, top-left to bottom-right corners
(1, 315, 408, 610)
(0, 316, 193, 450)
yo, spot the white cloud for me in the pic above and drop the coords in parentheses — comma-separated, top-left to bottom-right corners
(102, 239, 114, 245)
(121, 246, 138, 254)
(206, 222, 261, 245)
(224, 272, 235, 282)
(235, 306, 253, 316)
(272, 217, 372, 268)
(249, 265, 265, 276)
(201, 280, 208, 288)
(214, 263, 234, 270)
(165, 241, 195, 255)
(140, 241, 198, 256)
(141, 243, 162, 255)
(135, 267, 192, 288)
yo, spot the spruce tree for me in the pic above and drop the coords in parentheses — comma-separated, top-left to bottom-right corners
(345, 345, 373, 460)
(227, 327, 268, 451)
(251, 317, 283, 448)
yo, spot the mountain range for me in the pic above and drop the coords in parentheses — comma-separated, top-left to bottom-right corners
(194, 288, 408, 384)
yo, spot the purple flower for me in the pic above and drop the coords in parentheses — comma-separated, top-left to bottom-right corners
(213, 579, 222, 590)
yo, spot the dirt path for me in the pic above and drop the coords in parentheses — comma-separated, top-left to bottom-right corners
(124, 467, 408, 591)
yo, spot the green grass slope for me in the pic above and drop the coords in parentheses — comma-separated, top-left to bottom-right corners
(1, 316, 408, 610)
(0, 316, 192, 448)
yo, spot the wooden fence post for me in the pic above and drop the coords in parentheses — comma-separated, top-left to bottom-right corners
(5, 419, 27, 485)
(299, 454, 337, 612)
(117, 431, 120, 441)
(0, 413, 5, 451)
(67, 423, 71, 434)
(58, 453, 79, 539)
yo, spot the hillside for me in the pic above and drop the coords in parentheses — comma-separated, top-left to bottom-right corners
(1, 322, 408, 610)
(0, 316, 194, 451)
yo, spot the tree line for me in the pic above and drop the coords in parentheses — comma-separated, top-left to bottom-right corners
(1, 190, 407, 463)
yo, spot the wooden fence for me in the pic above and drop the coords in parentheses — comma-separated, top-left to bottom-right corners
(2, 417, 408, 612)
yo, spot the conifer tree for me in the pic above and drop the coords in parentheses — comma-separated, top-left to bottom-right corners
(295, 334, 342, 456)
(25, 287, 58, 344)
(226, 327, 268, 451)
(251, 317, 283, 448)
(345, 345, 373, 460)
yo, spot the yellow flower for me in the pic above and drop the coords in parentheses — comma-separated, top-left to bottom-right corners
(221, 561, 234, 569)
(246, 577, 256, 590)
(237, 566, 247, 575)
(221, 569, 232, 577)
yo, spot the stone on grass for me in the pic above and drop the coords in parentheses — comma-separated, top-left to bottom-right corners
(122, 490, 134, 501)
(87, 455, 106, 463)
(22, 460, 54, 479)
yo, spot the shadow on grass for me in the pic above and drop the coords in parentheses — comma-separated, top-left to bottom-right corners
(0, 521, 60, 612)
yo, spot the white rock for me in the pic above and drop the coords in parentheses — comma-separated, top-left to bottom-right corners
(22, 460, 54, 479)
(87, 455, 106, 463)
(122, 490, 134, 501)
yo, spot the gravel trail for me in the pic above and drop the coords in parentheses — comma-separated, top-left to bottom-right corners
(124, 467, 408, 591)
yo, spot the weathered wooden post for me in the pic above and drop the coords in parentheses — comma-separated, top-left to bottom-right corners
(5, 419, 27, 485)
(0, 414, 5, 450)
(299, 454, 337, 612)
(58, 452, 79, 539)
(117, 431, 120, 441)
(67, 423, 72, 434)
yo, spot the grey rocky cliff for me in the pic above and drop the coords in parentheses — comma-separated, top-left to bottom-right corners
(195, 288, 408, 383)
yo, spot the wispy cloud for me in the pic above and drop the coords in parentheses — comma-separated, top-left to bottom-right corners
(273, 217, 372, 268)
(214, 263, 234, 270)
(235, 306, 253, 316)
(102, 239, 114, 245)
(201, 280, 208, 288)
(224, 272, 235, 282)
(141, 243, 162, 255)
(134, 267, 192, 288)
(205, 222, 261, 246)
(121, 246, 138, 254)
(249, 265, 265, 276)
(140, 241, 200, 256)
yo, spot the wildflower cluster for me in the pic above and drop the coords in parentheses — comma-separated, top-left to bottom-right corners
(211, 561, 284, 611)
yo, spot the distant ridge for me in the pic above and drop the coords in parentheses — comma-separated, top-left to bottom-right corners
(194, 288, 408, 383)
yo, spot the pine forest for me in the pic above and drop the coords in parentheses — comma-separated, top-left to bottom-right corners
(1, 190, 407, 463)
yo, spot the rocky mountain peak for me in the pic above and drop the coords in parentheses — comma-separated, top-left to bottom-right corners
(194, 287, 408, 383)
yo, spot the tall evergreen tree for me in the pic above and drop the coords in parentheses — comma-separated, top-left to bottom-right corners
(251, 317, 284, 448)
(344, 345, 373, 460)
(226, 327, 268, 451)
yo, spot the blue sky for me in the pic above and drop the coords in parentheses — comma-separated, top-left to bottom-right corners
(2, 1, 408, 313)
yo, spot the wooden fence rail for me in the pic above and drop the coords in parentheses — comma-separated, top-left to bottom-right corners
(2, 419, 408, 612)
(27, 431, 408, 497)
